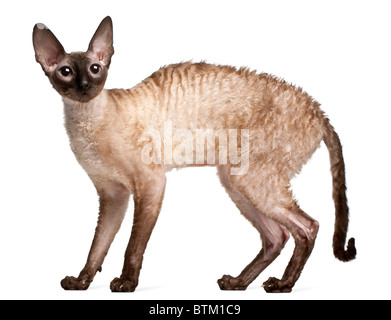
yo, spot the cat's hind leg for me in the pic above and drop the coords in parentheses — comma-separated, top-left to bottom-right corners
(262, 204, 319, 293)
(217, 164, 319, 293)
(217, 166, 290, 290)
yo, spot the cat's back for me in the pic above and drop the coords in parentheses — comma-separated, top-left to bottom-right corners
(137, 62, 270, 128)
(147, 61, 265, 103)
(140, 62, 323, 131)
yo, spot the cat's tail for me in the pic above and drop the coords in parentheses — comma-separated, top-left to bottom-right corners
(323, 120, 356, 262)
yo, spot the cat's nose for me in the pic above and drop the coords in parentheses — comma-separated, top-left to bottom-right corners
(79, 80, 91, 92)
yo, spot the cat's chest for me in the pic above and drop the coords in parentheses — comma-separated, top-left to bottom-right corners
(66, 119, 106, 174)
(63, 99, 112, 177)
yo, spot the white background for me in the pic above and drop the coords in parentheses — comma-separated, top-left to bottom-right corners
(0, 0, 390, 300)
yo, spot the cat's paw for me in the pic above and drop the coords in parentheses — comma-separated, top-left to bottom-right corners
(217, 275, 247, 290)
(61, 275, 91, 290)
(263, 277, 292, 293)
(110, 277, 137, 292)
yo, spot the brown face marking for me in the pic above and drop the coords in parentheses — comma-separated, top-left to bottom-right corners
(48, 53, 108, 103)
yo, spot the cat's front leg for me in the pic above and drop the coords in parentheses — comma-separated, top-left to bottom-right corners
(61, 180, 130, 290)
(110, 168, 166, 292)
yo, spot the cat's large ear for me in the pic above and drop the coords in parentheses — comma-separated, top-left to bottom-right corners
(33, 23, 66, 73)
(87, 16, 114, 66)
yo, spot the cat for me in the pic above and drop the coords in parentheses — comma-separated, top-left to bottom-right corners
(33, 16, 356, 293)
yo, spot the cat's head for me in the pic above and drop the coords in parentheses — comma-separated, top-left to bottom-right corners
(33, 16, 114, 103)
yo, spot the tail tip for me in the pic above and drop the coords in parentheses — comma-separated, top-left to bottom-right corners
(335, 237, 357, 262)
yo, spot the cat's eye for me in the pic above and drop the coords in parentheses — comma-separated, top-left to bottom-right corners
(90, 64, 101, 74)
(59, 66, 73, 77)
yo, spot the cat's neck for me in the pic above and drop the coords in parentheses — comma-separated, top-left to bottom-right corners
(63, 89, 109, 122)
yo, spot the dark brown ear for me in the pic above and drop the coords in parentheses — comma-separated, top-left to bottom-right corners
(87, 16, 114, 66)
(33, 23, 66, 73)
